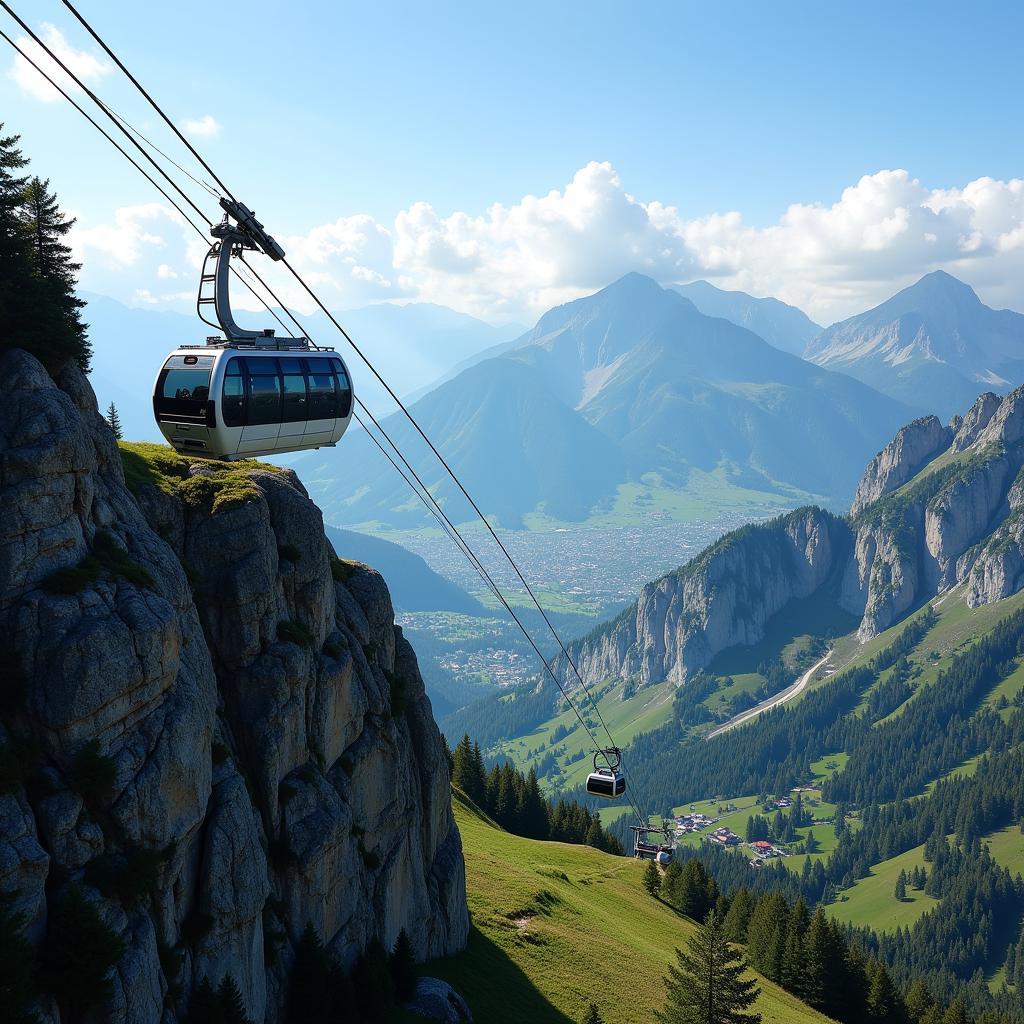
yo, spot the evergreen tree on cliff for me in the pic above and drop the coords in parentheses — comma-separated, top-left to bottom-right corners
(656, 910, 761, 1024)
(0, 890, 37, 1024)
(40, 886, 125, 1021)
(23, 175, 90, 371)
(106, 400, 123, 439)
(217, 975, 252, 1024)
(0, 130, 90, 372)
(0, 127, 36, 359)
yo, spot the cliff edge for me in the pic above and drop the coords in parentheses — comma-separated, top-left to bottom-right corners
(0, 350, 468, 1023)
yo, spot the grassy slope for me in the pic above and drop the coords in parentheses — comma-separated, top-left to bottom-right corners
(408, 793, 834, 1024)
(827, 843, 939, 933)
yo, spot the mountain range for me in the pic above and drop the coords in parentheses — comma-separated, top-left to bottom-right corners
(672, 279, 821, 355)
(804, 270, 1024, 420)
(302, 273, 912, 528)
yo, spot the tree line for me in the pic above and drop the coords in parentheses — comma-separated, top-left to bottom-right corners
(0, 125, 90, 372)
(449, 734, 623, 854)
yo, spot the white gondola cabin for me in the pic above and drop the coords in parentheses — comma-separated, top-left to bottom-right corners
(585, 748, 625, 800)
(153, 346, 354, 459)
(152, 197, 356, 460)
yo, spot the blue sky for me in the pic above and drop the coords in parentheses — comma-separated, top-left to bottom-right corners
(2, 0, 1023, 323)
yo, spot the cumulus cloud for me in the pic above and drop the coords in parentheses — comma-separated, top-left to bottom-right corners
(180, 114, 221, 138)
(73, 164, 1024, 325)
(7, 23, 109, 103)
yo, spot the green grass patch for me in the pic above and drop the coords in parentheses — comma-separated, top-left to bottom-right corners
(983, 823, 1024, 877)
(277, 619, 315, 649)
(41, 529, 154, 595)
(827, 843, 939, 933)
(118, 441, 278, 514)
(413, 792, 834, 1024)
(330, 555, 359, 583)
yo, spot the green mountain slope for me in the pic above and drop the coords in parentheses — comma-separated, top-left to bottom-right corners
(407, 792, 834, 1024)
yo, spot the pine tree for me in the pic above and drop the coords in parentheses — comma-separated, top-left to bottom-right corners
(644, 859, 662, 898)
(894, 869, 907, 901)
(745, 892, 787, 981)
(780, 898, 809, 995)
(22, 175, 90, 371)
(0, 890, 37, 1024)
(904, 979, 934, 1023)
(941, 999, 969, 1024)
(0, 126, 40, 366)
(662, 861, 683, 907)
(655, 911, 762, 1024)
(390, 928, 417, 1001)
(353, 937, 395, 1017)
(287, 924, 334, 1022)
(106, 401, 123, 439)
(582, 1003, 604, 1024)
(721, 888, 754, 944)
(865, 960, 904, 1023)
(187, 977, 223, 1024)
(471, 742, 487, 806)
(40, 885, 126, 1021)
(217, 975, 251, 1024)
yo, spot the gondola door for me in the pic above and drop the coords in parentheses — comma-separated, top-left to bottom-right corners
(278, 357, 308, 442)
(239, 357, 282, 454)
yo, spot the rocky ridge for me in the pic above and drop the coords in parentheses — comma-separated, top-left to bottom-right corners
(0, 350, 468, 1023)
(556, 383, 1024, 690)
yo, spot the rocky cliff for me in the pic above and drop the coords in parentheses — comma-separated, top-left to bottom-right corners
(557, 507, 847, 687)
(0, 350, 468, 1023)
(556, 384, 1024, 690)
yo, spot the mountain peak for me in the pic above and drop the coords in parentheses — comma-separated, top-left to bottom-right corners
(805, 270, 1024, 420)
(897, 269, 982, 308)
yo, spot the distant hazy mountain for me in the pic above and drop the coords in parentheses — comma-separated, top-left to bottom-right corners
(325, 526, 484, 614)
(805, 271, 1024, 420)
(303, 274, 912, 528)
(81, 292, 522, 442)
(672, 279, 820, 356)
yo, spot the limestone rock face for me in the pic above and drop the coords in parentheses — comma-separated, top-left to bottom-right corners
(924, 451, 1011, 590)
(850, 415, 952, 517)
(951, 392, 1000, 451)
(559, 507, 845, 688)
(0, 350, 467, 1023)
(841, 521, 920, 639)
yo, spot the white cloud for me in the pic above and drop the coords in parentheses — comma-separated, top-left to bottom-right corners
(8, 23, 109, 103)
(74, 202, 186, 268)
(180, 114, 221, 139)
(72, 164, 1024, 326)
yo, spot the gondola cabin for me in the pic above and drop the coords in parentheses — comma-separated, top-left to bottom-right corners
(153, 345, 354, 460)
(585, 765, 626, 800)
(585, 747, 625, 800)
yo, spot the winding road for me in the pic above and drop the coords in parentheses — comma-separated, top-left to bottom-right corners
(704, 650, 833, 740)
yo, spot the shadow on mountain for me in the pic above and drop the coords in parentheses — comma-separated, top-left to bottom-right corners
(413, 924, 574, 1023)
